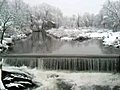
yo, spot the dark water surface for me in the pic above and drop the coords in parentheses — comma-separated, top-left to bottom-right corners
(9, 32, 120, 55)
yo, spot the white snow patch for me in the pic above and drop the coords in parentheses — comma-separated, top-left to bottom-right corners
(18, 81, 32, 85)
(11, 34, 27, 40)
(61, 37, 73, 41)
(6, 83, 24, 88)
(4, 38, 13, 44)
(47, 27, 120, 47)
(3, 77, 13, 81)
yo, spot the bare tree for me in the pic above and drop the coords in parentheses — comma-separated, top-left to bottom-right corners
(0, 0, 13, 44)
(11, 0, 31, 30)
(102, 0, 120, 31)
(77, 14, 80, 27)
(0, 16, 12, 44)
(82, 13, 94, 27)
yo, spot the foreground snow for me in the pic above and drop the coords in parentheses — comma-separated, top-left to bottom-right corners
(47, 27, 120, 47)
(2, 66, 120, 90)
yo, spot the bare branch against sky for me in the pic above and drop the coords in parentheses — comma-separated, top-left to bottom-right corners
(23, 0, 106, 16)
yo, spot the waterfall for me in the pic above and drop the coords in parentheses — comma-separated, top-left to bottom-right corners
(2, 55, 120, 72)
(37, 57, 120, 72)
(1, 55, 120, 90)
(3, 58, 38, 68)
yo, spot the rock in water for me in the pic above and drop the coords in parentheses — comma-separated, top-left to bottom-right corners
(2, 70, 36, 90)
(73, 36, 90, 42)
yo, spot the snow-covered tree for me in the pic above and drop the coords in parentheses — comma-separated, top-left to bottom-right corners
(101, 0, 120, 31)
(82, 13, 94, 27)
(10, 0, 31, 30)
(0, 0, 13, 44)
(32, 3, 63, 29)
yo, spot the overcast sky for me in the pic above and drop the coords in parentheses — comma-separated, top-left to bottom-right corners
(23, 0, 106, 16)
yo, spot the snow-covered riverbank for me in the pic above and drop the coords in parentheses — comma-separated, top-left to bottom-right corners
(47, 27, 120, 48)
(0, 31, 32, 53)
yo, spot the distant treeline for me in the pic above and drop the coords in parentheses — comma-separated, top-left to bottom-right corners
(0, 0, 120, 42)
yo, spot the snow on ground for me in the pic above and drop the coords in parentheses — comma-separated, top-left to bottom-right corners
(47, 27, 80, 39)
(3, 66, 120, 90)
(3, 38, 13, 44)
(0, 27, 32, 52)
(0, 33, 28, 53)
(6, 83, 24, 88)
(47, 27, 120, 47)
(103, 32, 120, 47)
(11, 33, 27, 40)
(61, 37, 73, 41)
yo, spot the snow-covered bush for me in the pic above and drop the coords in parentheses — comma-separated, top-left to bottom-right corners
(47, 27, 120, 47)
(11, 34, 27, 40)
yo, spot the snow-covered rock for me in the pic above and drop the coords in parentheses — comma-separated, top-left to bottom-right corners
(0, 70, 5, 90)
(2, 67, 36, 90)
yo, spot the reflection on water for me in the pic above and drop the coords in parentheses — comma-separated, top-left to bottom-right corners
(9, 32, 120, 55)
(9, 32, 64, 54)
(51, 39, 104, 55)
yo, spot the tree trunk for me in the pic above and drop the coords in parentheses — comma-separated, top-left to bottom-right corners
(77, 21, 80, 27)
(1, 28, 6, 44)
(0, 59, 5, 89)
(0, 70, 5, 89)
(113, 26, 118, 32)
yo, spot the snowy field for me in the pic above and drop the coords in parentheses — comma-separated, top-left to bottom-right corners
(1, 66, 120, 90)
(47, 27, 120, 48)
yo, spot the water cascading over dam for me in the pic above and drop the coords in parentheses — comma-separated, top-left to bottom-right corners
(1, 54, 120, 72)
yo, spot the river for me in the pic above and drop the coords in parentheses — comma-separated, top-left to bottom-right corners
(4, 32, 120, 90)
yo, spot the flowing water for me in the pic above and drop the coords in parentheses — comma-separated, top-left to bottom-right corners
(3, 32, 120, 90)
